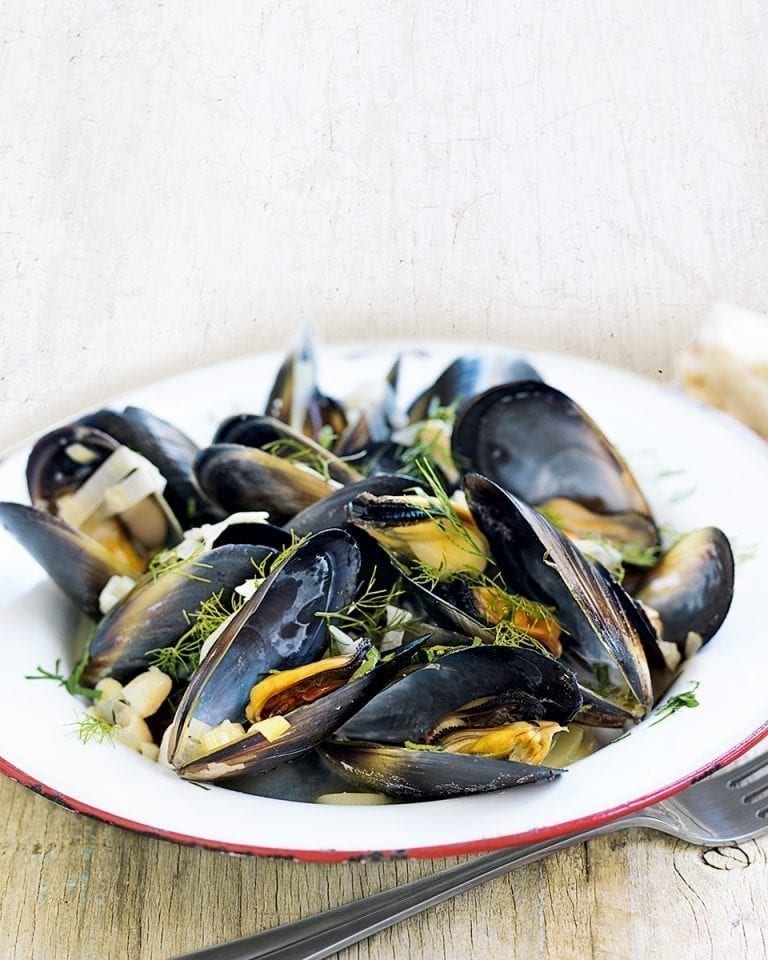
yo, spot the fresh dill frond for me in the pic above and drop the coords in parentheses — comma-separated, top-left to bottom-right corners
(26, 617, 101, 700)
(317, 570, 406, 641)
(620, 542, 661, 568)
(263, 437, 335, 482)
(68, 711, 118, 746)
(730, 537, 759, 565)
(407, 458, 492, 570)
(650, 681, 701, 726)
(316, 425, 338, 450)
(250, 531, 310, 581)
(655, 467, 687, 480)
(148, 588, 245, 679)
(262, 437, 363, 481)
(667, 485, 698, 505)
(148, 546, 212, 584)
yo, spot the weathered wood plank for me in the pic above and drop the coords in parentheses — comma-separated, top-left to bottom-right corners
(1, 774, 767, 960)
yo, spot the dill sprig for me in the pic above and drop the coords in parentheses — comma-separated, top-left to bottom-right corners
(262, 437, 363, 482)
(26, 619, 100, 700)
(620, 542, 661, 568)
(405, 458, 492, 572)
(408, 559, 558, 632)
(262, 437, 336, 482)
(397, 401, 458, 473)
(68, 712, 118, 746)
(650, 681, 701, 726)
(248, 532, 310, 585)
(147, 546, 212, 584)
(148, 589, 245, 679)
(491, 618, 549, 656)
(317, 571, 408, 641)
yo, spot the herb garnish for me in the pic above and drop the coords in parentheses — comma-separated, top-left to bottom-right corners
(147, 547, 212, 583)
(650, 681, 701, 726)
(317, 571, 408, 642)
(68, 712, 117, 745)
(26, 620, 99, 700)
(148, 588, 245, 679)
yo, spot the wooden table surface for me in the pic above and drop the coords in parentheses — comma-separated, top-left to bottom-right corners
(2, 3, 768, 958)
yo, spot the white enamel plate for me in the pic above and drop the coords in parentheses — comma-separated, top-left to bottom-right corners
(0, 341, 766, 861)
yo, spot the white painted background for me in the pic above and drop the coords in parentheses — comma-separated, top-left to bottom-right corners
(2, 1, 767, 446)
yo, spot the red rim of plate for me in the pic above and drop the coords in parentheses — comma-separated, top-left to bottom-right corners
(2, 722, 767, 861)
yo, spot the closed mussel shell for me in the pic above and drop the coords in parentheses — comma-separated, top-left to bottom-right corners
(194, 444, 337, 521)
(83, 542, 277, 685)
(167, 529, 361, 769)
(464, 474, 654, 718)
(320, 742, 559, 802)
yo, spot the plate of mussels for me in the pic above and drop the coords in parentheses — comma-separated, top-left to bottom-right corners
(0, 336, 766, 860)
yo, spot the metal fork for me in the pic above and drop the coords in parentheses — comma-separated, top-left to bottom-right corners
(172, 747, 768, 960)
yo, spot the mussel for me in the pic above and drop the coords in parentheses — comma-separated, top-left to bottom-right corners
(167, 529, 364, 778)
(463, 474, 655, 719)
(326, 645, 581, 800)
(635, 527, 734, 656)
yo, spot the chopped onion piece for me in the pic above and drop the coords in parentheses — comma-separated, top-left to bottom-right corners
(57, 446, 144, 528)
(247, 715, 291, 742)
(98, 574, 138, 614)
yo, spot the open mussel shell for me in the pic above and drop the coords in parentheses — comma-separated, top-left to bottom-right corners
(452, 382, 653, 518)
(406, 355, 542, 423)
(320, 742, 559, 802)
(338, 646, 581, 744)
(176, 636, 427, 781)
(333, 357, 401, 457)
(385, 560, 495, 643)
(213, 415, 361, 485)
(27, 425, 117, 509)
(537, 498, 660, 566)
(288, 475, 416, 536)
(167, 529, 361, 768)
(26, 422, 184, 555)
(194, 444, 339, 522)
(77, 408, 222, 527)
(0, 502, 136, 616)
(265, 333, 347, 440)
(464, 474, 654, 718)
(635, 527, 734, 653)
(83, 542, 276, 685)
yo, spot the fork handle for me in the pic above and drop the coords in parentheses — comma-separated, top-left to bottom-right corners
(171, 825, 612, 960)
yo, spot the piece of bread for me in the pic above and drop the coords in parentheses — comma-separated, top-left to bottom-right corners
(679, 302, 768, 439)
